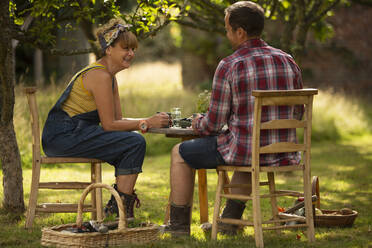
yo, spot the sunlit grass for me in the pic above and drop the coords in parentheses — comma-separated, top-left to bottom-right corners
(117, 61, 183, 95)
(312, 89, 371, 140)
(1, 136, 372, 247)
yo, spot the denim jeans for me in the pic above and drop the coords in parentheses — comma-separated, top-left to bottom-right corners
(42, 64, 145, 176)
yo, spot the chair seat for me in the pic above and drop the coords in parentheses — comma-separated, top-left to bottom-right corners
(217, 164, 304, 172)
(41, 156, 103, 164)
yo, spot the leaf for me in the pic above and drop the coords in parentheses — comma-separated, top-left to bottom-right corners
(282, 0, 290, 9)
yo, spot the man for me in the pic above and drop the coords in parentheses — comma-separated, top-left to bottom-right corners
(163, 1, 303, 236)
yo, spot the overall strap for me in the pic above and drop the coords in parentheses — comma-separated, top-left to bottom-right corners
(52, 64, 105, 111)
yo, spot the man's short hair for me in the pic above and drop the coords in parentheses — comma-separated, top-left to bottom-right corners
(225, 1, 265, 37)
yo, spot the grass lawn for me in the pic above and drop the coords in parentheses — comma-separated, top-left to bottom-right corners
(0, 136, 371, 248)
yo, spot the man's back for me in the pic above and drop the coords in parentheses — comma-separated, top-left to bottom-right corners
(196, 38, 303, 166)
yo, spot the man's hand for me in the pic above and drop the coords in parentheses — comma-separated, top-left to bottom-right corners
(191, 113, 203, 130)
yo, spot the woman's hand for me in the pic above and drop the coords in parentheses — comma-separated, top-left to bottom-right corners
(147, 112, 170, 128)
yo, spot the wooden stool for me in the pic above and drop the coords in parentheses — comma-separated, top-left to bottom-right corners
(24, 87, 103, 228)
(212, 89, 318, 247)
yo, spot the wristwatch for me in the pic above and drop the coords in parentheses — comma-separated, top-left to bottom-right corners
(139, 120, 149, 133)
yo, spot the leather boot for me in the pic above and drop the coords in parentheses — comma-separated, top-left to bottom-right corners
(219, 199, 246, 235)
(162, 203, 191, 237)
(104, 184, 141, 222)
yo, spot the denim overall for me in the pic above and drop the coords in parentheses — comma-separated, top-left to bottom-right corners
(42, 64, 146, 176)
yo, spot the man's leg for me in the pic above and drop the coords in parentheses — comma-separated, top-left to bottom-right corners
(164, 137, 224, 236)
(230, 171, 252, 195)
(163, 144, 194, 236)
(170, 144, 195, 205)
(219, 171, 252, 234)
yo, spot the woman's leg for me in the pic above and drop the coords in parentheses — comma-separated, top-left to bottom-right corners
(116, 174, 138, 194)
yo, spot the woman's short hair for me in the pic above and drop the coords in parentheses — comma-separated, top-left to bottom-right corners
(225, 1, 265, 37)
(96, 18, 138, 54)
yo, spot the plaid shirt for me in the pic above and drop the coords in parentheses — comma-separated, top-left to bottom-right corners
(194, 38, 303, 166)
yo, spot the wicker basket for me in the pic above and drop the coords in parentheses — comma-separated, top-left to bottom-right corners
(41, 183, 160, 247)
(312, 176, 358, 228)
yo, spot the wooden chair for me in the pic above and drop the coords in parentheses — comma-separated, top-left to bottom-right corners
(24, 87, 103, 228)
(211, 89, 318, 247)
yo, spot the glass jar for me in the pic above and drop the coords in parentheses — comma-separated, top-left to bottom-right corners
(171, 107, 181, 127)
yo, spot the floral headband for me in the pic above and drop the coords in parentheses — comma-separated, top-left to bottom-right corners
(98, 23, 133, 51)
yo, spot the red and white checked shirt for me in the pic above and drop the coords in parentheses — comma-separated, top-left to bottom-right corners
(194, 38, 304, 166)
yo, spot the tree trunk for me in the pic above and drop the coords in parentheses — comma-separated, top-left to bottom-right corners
(280, 5, 297, 55)
(294, 22, 311, 64)
(34, 48, 44, 86)
(180, 25, 218, 90)
(0, 1, 25, 213)
(0, 123, 24, 213)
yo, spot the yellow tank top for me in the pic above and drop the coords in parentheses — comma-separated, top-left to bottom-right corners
(62, 63, 105, 117)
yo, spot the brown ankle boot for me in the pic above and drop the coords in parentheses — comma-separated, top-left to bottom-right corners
(219, 199, 246, 235)
(162, 203, 191, 237)
(104, 185, 140, 222)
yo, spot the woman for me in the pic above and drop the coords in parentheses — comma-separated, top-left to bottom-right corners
(42, 18, 169, 221)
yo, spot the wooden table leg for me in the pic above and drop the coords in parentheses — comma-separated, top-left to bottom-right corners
(198, 169, 208, 224)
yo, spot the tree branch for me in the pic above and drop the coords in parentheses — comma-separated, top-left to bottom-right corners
(176, 19, 224, 34)
(48, 48, 94, 56)
(351, 0, 372, 6)
(305, 0, 323, 22)
(268, 0, 279, 19)
(140, 0, 190, 39)
(310, 0, 341, 23)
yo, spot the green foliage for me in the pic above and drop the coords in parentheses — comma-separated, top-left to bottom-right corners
(311, 20, 335, 42)
(122, 0, 186, 39)
(9, 0, 187, 52)
(196, 90, 211, 113)
(9, 1, 23, 25)
(178, 0, 354, 60)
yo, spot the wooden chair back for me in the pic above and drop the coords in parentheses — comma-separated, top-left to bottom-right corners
(251, 89, 317, 170)
(24, 87, 42, 162)
(212, 88, 318, 248)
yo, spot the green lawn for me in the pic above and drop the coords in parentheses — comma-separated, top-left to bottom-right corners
(1, 136, 371, 248)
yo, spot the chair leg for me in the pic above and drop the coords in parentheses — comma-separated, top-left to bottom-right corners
(212, 170, 225, 240)
(267, 172, 280, 232)
(303, 170, 315, 242)
(91, 162, 103, 221)
(252, 170, 264, 248)
(25, 160, 41, 229)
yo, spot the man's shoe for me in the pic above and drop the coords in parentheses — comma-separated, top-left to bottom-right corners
(218, 199, 246, 235)
(104, 184, 141, 222)
(161, 203, 191, 237)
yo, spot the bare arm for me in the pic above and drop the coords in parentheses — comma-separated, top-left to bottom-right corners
(84, 70, 169, 131)
(112, 78, 123, 120)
